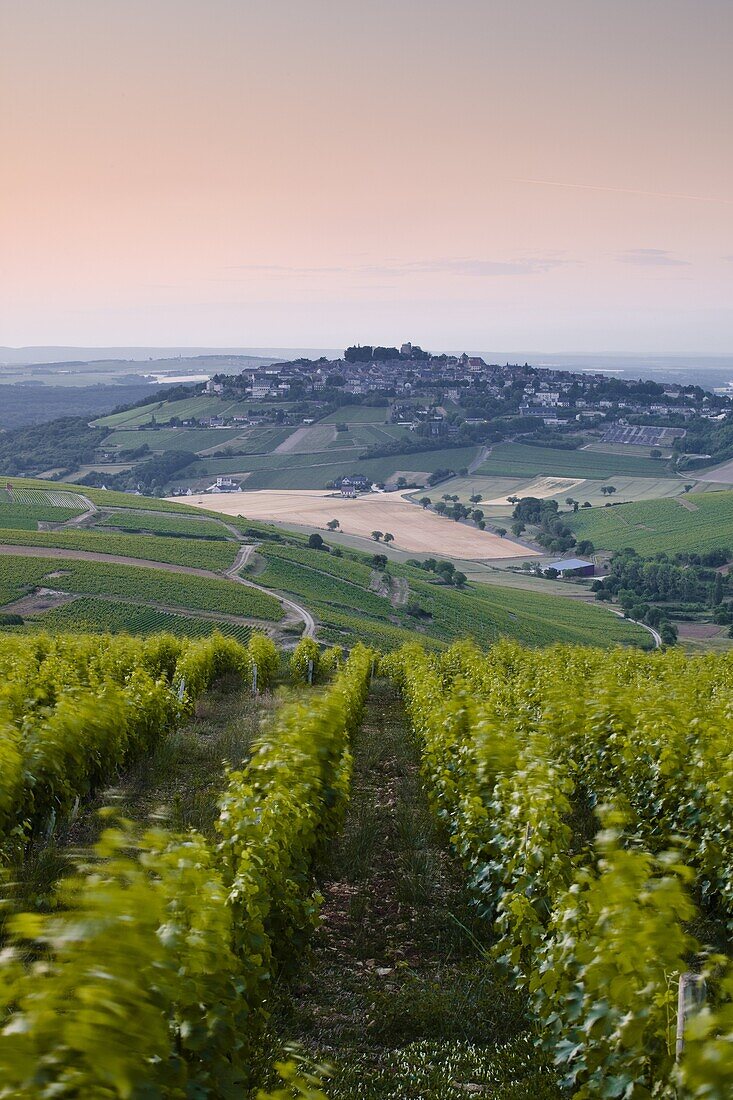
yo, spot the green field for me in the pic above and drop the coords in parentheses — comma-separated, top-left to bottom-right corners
(22, 596, 253, 643)
(93, 395, 249, 428)
(318, 406, 391, 423)
(0, 553, 283, 620)
(252, 541, 651, 651)
(476, 443, 680, 480)
(183, 445, 481, 490)
(95, 511, 233, 539)
(0, 528, 238, 571)
(1, 477, 200, 513)
(413, 474, 695, 517)
(104, 427, 245, 451)
(567, 490, 733, 554)
(0, 503, 84, 529)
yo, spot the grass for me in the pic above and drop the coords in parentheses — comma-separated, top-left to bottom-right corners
(9, 676, 269, 913)
(566, 490, 733, 554)
(0, 554, 284, 620)
(22, 596, 254, 643)
(476, 443, 681, 479)
(272, 681, 561, 1099)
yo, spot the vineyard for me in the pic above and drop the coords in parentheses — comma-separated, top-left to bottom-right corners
(3, 487, 89, 510)
(0, 553, 284, 621)
(0, 526, 239, 571)
(30, 595, 254, 643)
(476, 443, 680, 480)
(253, 543, 653, 651)
(97, 510, 233, 539)
(567, 490, 733, 555)
(0, 631, 730, 1097)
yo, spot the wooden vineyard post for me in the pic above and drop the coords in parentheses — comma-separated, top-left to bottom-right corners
(676, 972, 706, 1061)
(176, 677, 186, 702)
(307, 658, 314, 685)
(252, 663, 258, 696)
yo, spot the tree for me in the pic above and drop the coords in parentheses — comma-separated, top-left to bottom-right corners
(308, 533, 324, 550)
(371, 530, 383, 541)
(434, 501, 447, 515)
(650, 448, 662, 459)
(495, 527, 507, 538)
(442, 493, 452, 501)
(512, 521, 526, 537)
(453, 571, 467, 588)
(383, 532, 394, 544)
(327, 519, 340, 531)
(600, 485, 617, 496)
(469, 493, 482, 503)
(372, 553, 387, 569)
(419, 496, 432, 509)
(683, 484, 694, 493)
(711, 572, 724, 607)
(659, 620, 678, 646)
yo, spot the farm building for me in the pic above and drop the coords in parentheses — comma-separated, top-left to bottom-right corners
(338, 475, 371, 497)
(206, 476, 242, 493)
(548, 557, 595, 577)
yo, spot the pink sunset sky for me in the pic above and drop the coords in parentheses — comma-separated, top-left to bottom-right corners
(1, 0, 731, 352)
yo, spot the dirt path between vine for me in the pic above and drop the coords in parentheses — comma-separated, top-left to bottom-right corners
(275, 681, 558, 1099)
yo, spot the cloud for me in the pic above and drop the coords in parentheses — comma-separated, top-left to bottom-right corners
(618, 249, 690, 267)
(226, 255, 567, 279)
(397, 256, 567, 276)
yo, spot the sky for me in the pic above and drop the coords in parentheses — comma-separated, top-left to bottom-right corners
(1, 0, 731, 353)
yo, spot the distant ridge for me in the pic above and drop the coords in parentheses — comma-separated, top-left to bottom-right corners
(0, 346, 342, 367)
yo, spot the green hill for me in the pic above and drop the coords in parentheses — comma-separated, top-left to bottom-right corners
(567, 490, 733, 554)
(0, 478, 652, 652)
(476, 443, 680, 479)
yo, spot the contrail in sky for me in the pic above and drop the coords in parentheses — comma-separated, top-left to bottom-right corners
(509, 178, 733, 205)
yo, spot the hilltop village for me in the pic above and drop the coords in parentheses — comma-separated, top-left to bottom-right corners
(196, 342, 729, 437)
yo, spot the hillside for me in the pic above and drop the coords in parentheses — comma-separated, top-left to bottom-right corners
(476, 442, 681, 479)
(567, 489, 733, 554)
(0, 479, 652, 652)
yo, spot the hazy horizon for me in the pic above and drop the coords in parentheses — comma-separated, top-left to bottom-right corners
(2, 1, 732, 351)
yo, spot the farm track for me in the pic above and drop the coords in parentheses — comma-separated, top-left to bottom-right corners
(276, 681, 555, 1098)
(608, 607, 662, 648)
(226, 543, 316, 638)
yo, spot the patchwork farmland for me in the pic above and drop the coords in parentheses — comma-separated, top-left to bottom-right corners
(181, 488, 536, 559)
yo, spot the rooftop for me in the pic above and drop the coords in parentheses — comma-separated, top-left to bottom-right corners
(548, 557, 594, 571)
